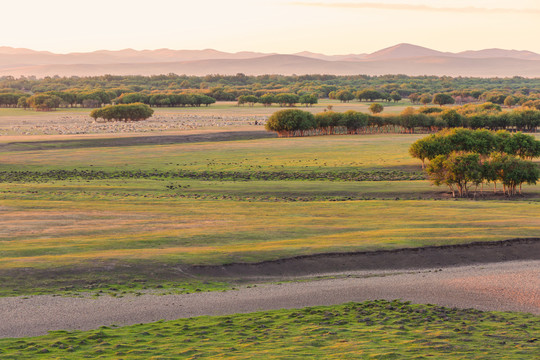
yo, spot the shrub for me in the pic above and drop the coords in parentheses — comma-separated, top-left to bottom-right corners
(90, 103, 154, 122)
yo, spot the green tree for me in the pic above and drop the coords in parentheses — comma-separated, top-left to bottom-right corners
(419, 94, 432, 105)
(440, 109, 463, 128)
(299, 93, 318, 107)
(491, 154, 540, 195)
(259, 93, 276, 107)
(275, 93, 299, 107)
(115, 92, 149, 105)
(504, 95, 516, 108)
(390, 91, 402, 103)
(408, 93, 420, 104)
(369, 103, 384, 114)
(409, 136, 433, 169)
(341, 110, 368, 134)
(336, 90, 354, 103)
(265, 109, 315, 137)
(426, 152, 483, 197)
(238, 95, 258, 107)
(433, 93, 455, 107)
(17, 96, 30, 110)
(357, 89, 382, 102)
(27, 94, 62, 111)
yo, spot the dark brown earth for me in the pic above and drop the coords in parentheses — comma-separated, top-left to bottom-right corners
(2, 239, 538, 294)
(190, 238, 540, 279)
(0, 129, 276, 152)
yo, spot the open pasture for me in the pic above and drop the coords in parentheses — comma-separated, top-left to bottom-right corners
(0, 300, 538, 359)
(1, 182, 538, 270)
(0, 133, 422, 173)
(1, 130, 539, 295)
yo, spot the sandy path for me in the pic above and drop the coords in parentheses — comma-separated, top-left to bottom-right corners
(1, 260, 538, 338)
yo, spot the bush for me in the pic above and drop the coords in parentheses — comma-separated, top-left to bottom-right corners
(90, 103, 154, 122)
(265, 109, 315, 137)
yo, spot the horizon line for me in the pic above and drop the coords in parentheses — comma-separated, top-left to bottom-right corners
(1, 43, 539, 57)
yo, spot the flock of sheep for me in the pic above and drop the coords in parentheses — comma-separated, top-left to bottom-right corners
(1, 113, 268, 135)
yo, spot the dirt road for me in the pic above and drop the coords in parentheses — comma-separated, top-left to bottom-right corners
(1, 260, 538, 338)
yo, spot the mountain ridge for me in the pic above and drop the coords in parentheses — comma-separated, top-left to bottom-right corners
(1, 44, 540, 77)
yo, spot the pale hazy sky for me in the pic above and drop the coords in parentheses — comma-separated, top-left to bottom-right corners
(2, 0, 539, 54)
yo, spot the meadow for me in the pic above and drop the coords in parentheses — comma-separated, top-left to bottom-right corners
(0, 132, 426, 172)
(1, 109, 539, 360)
(0, 300, 538, 359)
(1, 131, 538, 296)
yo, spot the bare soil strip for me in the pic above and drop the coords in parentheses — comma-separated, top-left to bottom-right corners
(189, 238, 540, 279)
(1, 260, 538, 338)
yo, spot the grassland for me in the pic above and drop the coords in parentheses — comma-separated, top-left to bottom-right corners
(1, 114, 539, 360)
(0, 133, 421, 172)
(0, 300, 538, 359)
(2, 181, 539, 268)
(1, 131, 538, 295)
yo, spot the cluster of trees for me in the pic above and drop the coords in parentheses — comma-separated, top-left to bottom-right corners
(3, 90, 217, 110)
(17, 90, 119, 109)
(330, 89, 403, 103)
(426, 104, 540, 132)
(114, 92, 216, 107)
(2, 74, 539, 109)
(264, 105, 540, 137)
(0, 91, 27, 107)
(89, 103, 154, 122)
(383, 104, 540, 133)
(326, 89, 458, 106)
(237, 93, 318, 107)
(266, 109, 407, 137)
(2, 74, 538, 99)
(24, 94, 62, 111)
(409, 129, 540, 197)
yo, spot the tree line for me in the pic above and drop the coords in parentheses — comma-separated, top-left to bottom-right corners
(237, 93, 318, 107)
(0, 90, 217, 111)
(2, 74, 539, 99)
(264, 104, 540, 137)
(409, 129, 540, 197)
(1, 74, 539, 109)
(114, 93, 216, 107)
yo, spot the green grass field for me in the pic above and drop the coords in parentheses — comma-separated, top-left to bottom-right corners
(0, 300, 538, 359)
(2, 182, 539, 269)
(0, 134, 421, 172)
(1, 132, 539, 295)
(0, 179, 538, 296)
(1, 121, 539, 358)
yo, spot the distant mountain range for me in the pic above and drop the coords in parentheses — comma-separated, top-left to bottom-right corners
(1, 43, 540, 77)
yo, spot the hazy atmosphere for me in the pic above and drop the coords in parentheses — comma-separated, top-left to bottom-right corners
(3, 0, 539, 54)
(1, 1, 539, 359)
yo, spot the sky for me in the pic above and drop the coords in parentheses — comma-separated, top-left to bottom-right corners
(2, 0, 539, 54)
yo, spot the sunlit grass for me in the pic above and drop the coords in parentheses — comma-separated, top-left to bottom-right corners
(0, 134, 423, 172)
(0, 300, 537, 359)
(1, 131, 538, 296)
(1, 183, 538, 270)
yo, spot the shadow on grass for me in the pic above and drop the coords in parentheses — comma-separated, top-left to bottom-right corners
(1, 238, 538, 296)
(0, 130, 277, 152)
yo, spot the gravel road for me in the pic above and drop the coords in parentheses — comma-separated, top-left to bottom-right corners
(1, 260, 538, 338)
